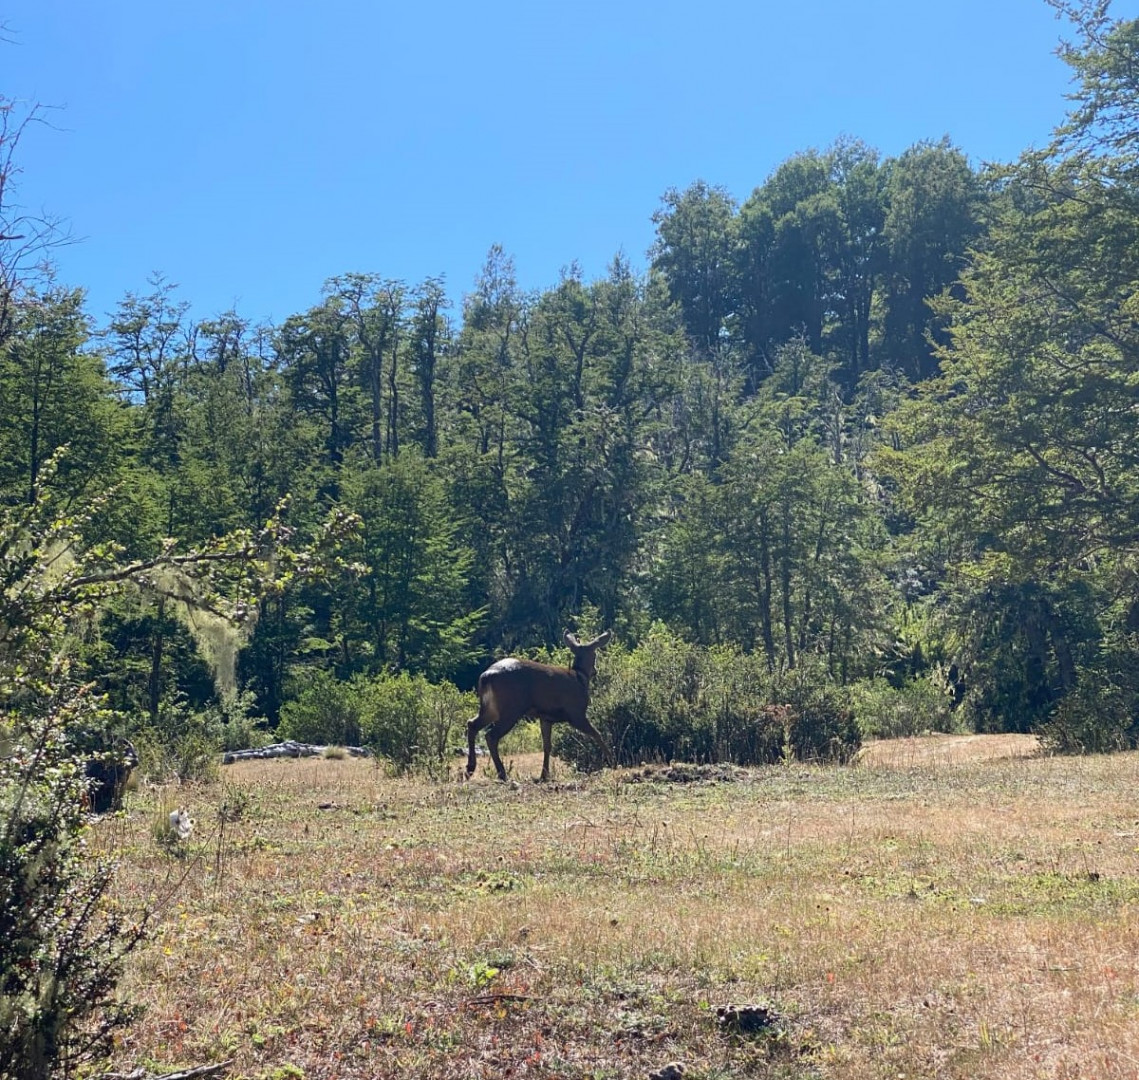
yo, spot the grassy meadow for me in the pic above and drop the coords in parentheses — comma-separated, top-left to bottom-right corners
(95, 740, 1139, 1079)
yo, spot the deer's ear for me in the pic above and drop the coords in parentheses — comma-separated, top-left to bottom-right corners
(592, 630, 612, 649)
(564, 631, 581, 649)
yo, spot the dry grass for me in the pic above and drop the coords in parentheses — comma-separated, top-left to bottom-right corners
(855, 733, 1042, 769)
(93, 744, 1139, 1079)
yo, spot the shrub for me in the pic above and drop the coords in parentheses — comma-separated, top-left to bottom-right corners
(132, 697, 220, 783)
(558, 629, 815, 770)
(849, 677, 957, 740)
(785, 686, 861, 763)
(1037, 674, 1139, 754)
(357, 672, 427, 768)
(1036, 632, 1139, 755)
(357, 672, 475, 770)
(280, 671, 473, 771)
(278, 670, 363, 747)
(0, 680, 146, 1080)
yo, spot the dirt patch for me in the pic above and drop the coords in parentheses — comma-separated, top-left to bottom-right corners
(855, 732, 1041, 768)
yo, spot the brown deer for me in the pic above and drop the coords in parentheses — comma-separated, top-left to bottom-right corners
(466, 631, 614, 781)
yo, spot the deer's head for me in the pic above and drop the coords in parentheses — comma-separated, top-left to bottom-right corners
(563, 630, 612, 680)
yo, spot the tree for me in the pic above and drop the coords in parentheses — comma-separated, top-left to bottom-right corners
(884, 2, 1139, 738)
(651, 181, 738, 354)
(336, 456, 481, 679)
(410, 276, 450, 458)
(880, 139, 983, 380)
(0, 288, 123, 505)
(0, 95, 68, 349)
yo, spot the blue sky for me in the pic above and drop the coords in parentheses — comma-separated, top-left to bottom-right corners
(6, 0, 1076, 327)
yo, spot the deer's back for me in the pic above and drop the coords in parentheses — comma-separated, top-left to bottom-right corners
(479, 658, 587, 718)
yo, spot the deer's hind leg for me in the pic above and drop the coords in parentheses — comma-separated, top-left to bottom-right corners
(572, 717, 615, 770)
(466, 699, 496, 777)
(484, 714, 522, 782)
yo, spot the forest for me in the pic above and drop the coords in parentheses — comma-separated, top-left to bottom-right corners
(2, 0, 1138, 780)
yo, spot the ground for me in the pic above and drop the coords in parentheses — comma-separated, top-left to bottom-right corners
(97, 736, 1139, 1079)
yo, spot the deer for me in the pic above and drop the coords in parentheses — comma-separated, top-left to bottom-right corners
(466, 630, 614, 782)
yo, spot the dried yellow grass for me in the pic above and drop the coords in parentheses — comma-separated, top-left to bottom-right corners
(855, 732, 1041, 768)
(94, 745, 1139, 1079)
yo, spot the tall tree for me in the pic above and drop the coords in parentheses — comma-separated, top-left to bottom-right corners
(0, 288, 122, 504)
(651, 181, 738, 353)
(880, 139, 983, 381)
(885, 1, 1139, 733)
(410, 276, 450, 458)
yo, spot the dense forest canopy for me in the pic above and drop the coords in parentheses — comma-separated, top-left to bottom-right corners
(1, 0, 1137, 760)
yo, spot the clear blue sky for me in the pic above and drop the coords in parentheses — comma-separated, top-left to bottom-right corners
(6, 0, 1076, 327)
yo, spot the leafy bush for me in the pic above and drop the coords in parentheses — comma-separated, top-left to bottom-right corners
(357, 673, 428, 768)
(557, 630, 859, 769)
(131, 697, 221, 783)
(849, 677, 957, 740)
(784, 685, 861, 763)
(1038, 675, 1139, 754)
(0, 678, 146, 1080)
(278, 670, 363, 747)
(358, 672, 475, 770)
(1034, 630, 1139, 755)
(279, 671, 474, 771)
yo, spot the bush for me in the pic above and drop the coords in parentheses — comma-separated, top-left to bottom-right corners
(557, 630, 860, 770)
(278, 670, 363, 747)
(357, 673, 428, 768)
(358, 672, 476, 771)
(1037, 675, 1139, 754)
(849, 677, 957, 740)
(131, 697, 221, 783)
(1035, 632, 1139, 755)
(0, 681, 146, 1080)
(279, 671, 474, 772)
(785, 686, 861, 763)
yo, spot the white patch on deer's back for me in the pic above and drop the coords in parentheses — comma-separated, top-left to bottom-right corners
(486, 658, 524, 675)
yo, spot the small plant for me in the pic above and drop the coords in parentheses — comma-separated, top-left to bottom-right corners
(467, 960, 501, 989)
(217, 784, 252, 823)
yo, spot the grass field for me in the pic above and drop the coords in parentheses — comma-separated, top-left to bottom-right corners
(96, 741, 1139, 1079)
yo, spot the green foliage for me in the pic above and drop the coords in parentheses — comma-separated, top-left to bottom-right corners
(0, 433, 351, 1077)
(279, 670, 474, 770)
(878, 3, 1139, 748)
(1037, 629, 1139, 753)
(358, 672, 474, 770)
(849, 677, 957, 740)
(278, 670, 363, 746)
(778, 666, 862, 763)
(0, 671, 145, 1080)
(338, 455, 482, 678)
(559, 629, 860, 769)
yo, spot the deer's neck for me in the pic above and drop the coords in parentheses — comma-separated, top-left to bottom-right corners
(569, 665, 591, 689)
